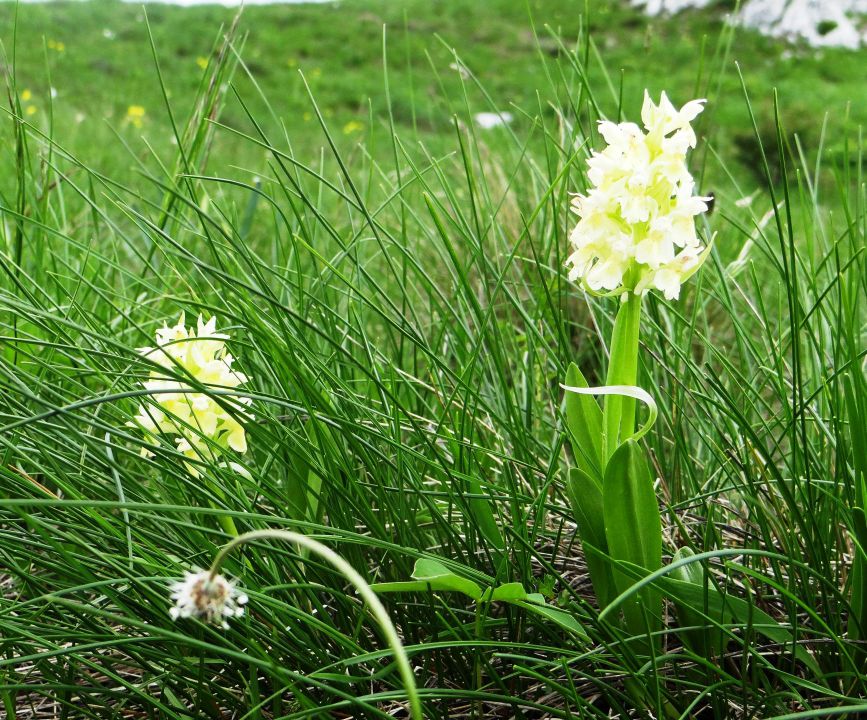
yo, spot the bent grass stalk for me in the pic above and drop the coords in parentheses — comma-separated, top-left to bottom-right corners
(208, 529, 423, 720)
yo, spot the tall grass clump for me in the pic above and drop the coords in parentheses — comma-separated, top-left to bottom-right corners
(0, 6, 865, 718)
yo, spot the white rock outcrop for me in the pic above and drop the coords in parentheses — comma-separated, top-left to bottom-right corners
(633, 0, 713, 12)
(633, 0, 867, 48)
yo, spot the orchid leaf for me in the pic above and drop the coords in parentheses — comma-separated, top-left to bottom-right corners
(602, 440, 663, 638)
(564, 362, 603, 480)
(657, 575, 820, 676)
(670, 547, 725, 657)
(566, 467, 615, 608)
(489, 582, 529, 603)
(370, 558, 483, 600)
(513, 600, 589, 641)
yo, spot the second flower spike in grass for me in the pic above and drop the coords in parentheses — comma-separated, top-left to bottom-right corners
(567, 91, 711, 300)
(130, 313, 253, 474)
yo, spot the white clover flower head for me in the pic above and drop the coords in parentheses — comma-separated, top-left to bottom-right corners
(567, 91, 711, 300)
(128, 313, 253, 475)
(169, 570, 248, 629)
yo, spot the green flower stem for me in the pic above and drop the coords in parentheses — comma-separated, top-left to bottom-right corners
(209, 530, 423, 720)
(205, 476, 239, 538)
(215, 511, 239, 538)
(603, 292, 643, 462)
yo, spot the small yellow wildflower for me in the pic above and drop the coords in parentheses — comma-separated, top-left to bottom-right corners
(21, 89, 32, 102)
(342, 120, 364, 135)
(303, 111, 312, 123)
(126, 105, 146, 128)
(310, 67, 322, 78)
(129, 314, 253, 477)
(47, 39, 65, 52)
(196, 56, 208, 70)
(25, 106, 37, 116)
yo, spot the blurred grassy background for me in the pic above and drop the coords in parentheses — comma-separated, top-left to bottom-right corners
(2, 0, 866, 194)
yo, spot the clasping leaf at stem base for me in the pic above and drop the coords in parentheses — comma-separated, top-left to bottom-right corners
(602, 439, 663, 642)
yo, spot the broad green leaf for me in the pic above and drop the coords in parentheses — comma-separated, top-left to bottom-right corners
(372, 564, 587, 642)
(370, 559, 483, 600)
(657, 575, 820, 675)
(489, 582, 528, 603)
(489, 584, 590, 641)
(564, 362, 603, 480)
(370, 580, 440, 594)
(603, 441, 662, 573)
(513, 600, 589, 641)
(670, 547, 704, 585)
(603, 440, 662, 637)
(566, 467, 615, 608)
(670, 547, 724, 657)
(411, 558, 484, 600)
(467, 476, 505, 551)
(566, 468, 605, 546)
